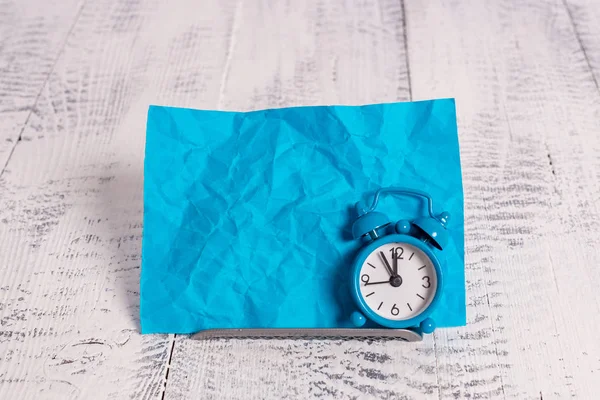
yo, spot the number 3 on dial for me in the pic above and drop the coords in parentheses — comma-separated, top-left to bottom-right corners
(422, 276, 430, 288)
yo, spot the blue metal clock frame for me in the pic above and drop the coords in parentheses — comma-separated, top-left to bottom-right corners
(348, 187, 451, 335)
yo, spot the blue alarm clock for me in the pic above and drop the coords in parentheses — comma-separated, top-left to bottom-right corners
(349, 187, 451, 335)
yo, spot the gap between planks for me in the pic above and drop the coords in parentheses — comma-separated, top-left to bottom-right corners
(561, 0, 600, 94)
(162, 335, 177, 400)
(400, 0, 413, 101)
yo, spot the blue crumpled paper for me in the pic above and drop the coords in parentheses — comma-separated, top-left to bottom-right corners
(141, 99, 465, 334)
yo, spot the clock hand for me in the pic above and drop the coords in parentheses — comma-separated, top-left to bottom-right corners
(379, 251, 394, 277)
(364, 280, 390, 286)
(393, 250, 398, 275)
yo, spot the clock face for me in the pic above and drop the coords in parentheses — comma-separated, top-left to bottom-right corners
(358, 242, 437, 321)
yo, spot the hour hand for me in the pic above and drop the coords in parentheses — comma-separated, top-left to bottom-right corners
(379, 251, 394, 277)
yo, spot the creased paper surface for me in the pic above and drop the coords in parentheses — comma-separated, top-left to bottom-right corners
(141, 99, 465, 334)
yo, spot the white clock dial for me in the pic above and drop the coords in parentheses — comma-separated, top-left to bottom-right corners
(358, 242, 437, 321)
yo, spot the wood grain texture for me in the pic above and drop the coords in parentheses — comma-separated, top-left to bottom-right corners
(407, 0, 600, 398)
(0, 0, 84, 170)
(0, 0, 242, 398)
(0, 0, 599, 399)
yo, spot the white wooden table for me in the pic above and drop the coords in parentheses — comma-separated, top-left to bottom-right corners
(1, 0, 599, 398)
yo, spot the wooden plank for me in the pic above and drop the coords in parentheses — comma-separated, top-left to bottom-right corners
(214, 0, 411, 110)
(0, 0, 241, 398)
(406, 0, 600, 398)
(164, 1, 432, 399)
(2, 0, 598, 398)
(0, 0, 84, 170)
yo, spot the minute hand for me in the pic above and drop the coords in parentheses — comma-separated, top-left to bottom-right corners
(365, 280, 390, 286)
(379, 251, 394, 277)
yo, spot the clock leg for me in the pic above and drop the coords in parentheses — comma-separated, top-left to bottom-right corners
(419, 318, 436, 334)
(350, 311, 367, 327)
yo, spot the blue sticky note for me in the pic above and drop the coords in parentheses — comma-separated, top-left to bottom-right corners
(141, 99, 465, 334)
